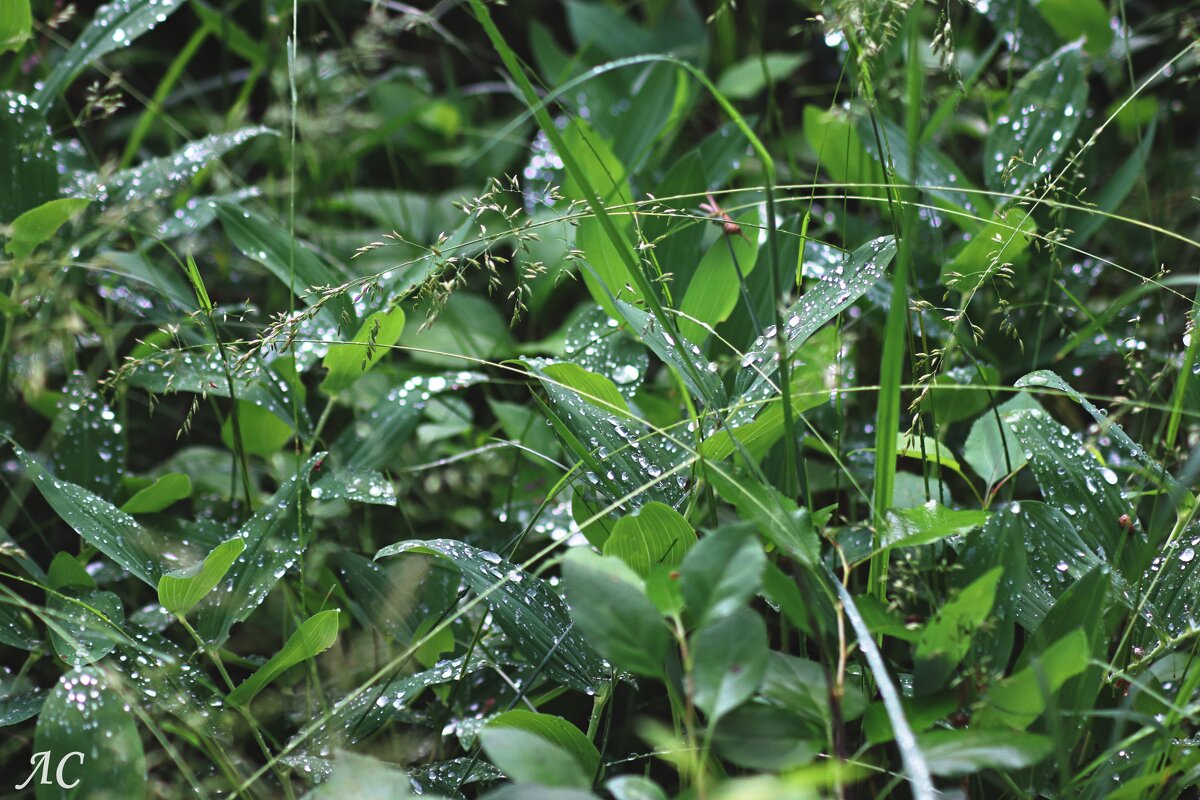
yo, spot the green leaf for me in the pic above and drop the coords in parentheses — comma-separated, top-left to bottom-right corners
(945, 208, 1037, 287)
(614, 301, 725, 410)
(0, 688, 46, 727)
(35, 668, 146, 800)
(803, 105, 886, 202)
(311, 469, 397, 507)
(69, 127, 275, 208)
(603, 502, 696, 578)
(605, 776, 667, 800)
(49, 377, 126, 499)
(761, 652, 866, 727)
(216, 202, 353, 323)
(488, 710, 600, 777)
(677, 212, 760, 343)
(12, 440, 165, 586)
(977, 628, 1090, 729)
(961, 393, 1040, 489)
(711, 701, 820, 770)
(35, 0, 189, 107)
(985, 42, 1088, 197)
(914, 568, 1001, 694)
(220, 400, 295, 457)
(4, 198, 90, 261)
(322, 307, 406, 394)
(717, 53, 809, 100)
(47, 552, 94, 591)
(918, 729, 1054, 776)
(157, 537, 246, 616)
(691, 607, 768, 721)
(480, 728, 590, 789)
(0, 92, 58, 224)
(46, 590, 123, 666)
(704, 466, 819, 567)
(540, 362, 633, 420)
(1034, 0, 1112, 55)
(375, 540, 607, 693)
(0, 0, 31, 53)
(120, 473, 192, 514)
(679, 523, 765, 625)
(884, 504, 989, 549)
(731, 236, 896, 426)
(226, 609, 341, 706)
(1066, 121, 1155, 248)
(191, 454, 322, 644)
(561, 548, 668, 678)
(310, 751, 419, 799)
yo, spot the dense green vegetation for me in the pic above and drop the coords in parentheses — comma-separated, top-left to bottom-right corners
(1, 0, 1199, 797)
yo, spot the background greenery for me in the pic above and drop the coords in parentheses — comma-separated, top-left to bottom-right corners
(1, 0, 1199, 797)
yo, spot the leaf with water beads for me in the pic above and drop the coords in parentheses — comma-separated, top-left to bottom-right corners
(614, 301, 725, 410)
(66, 127, 276, 208)
(11, 440, 165, 587)
(985, 41, 1088, 197)
(730, 235, 896, 427)
(50, 375, 126, 499)
(563, 305, 649, 401)
(375, 539, 608, 694)
(34, 667, 146, 798)
(46, 590, 124, 666)
(157, 537, 245, 616)
(190, 454, 323, 645)
(524, 358, 688, 510)
(0, 93, 59, 223)
(4, 198, 90, 261)
(34, 0, 190, 107)
(311, 469, 398, 506)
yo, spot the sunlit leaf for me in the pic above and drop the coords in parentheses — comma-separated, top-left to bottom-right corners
(227, 609, 341, 706)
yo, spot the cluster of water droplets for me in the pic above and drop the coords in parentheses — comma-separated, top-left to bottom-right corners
(564, 305, 648, 399)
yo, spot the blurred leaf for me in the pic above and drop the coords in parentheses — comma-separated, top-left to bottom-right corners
(488, 710, 600, 777)
(312, 469, 397, 507)
(50, 377, 126, 499)
(1034, 0, 1112, 55)
(691, 607, 768, 721)
(945, 208, 1036, 286)
(561, 548, 667, 679)
(677, 212, 760, 342)
(0, 92, 57, 223)
(5, 198, 90, 260)
(711, 701, 819, 770)
(46, 590, 123, 666)
(717, 53, 808, 99)
(918, 729, 1054, 776)
(375, 540, 607, 693)
(0, 1, 31, 53)
(227, 609, 341, 706)
(310, 751, 420, 800)
(157, 537, 246, 616)
(704, 466, 818, 567)
(34, 668, 146, 800)
(803, 105, 885, 201)
(220, 401, 294, 457)
(121, 473, 192, 514)
(977, 628, 1090, 729)
(985, 42, 1088, 197)
(679, 523, 765, 625)
(915, 568, 1001, 693)
(885, 504, 989, 549)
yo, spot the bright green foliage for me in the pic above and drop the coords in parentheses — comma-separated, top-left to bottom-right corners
(226, 609, 341, 706)
(157, 537, 246, 615)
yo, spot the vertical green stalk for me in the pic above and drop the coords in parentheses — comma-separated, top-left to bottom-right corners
(869, 8, 922, 601)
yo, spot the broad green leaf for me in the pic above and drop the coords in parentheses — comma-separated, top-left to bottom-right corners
(884, 504, 989, 549)
(803, 105, 886, 201)
(375, 540, 607, 693)
(34, 0, 189, 107)
(4, 198, 90, 261)
(717, 53, 809, 99)
(120, 473, 192, 514)
(977, 628, 1090, 729)
(216, 202, 354, 322)
(711, 701, 820, 770)
(46, 590, 124, 667)
(603, 502, 696, 578)
(191, 454, 322, 644)
(945, 208, 1036, 287)
(704, 466, 819, 567)
(157, 537, 246, 616)
(311, 469, 397, 506)
(962, 392, 1040, 489)
(1034, 0, 1112, 55)
(34, 668, 146, 800)
(47, 552, 94, 591)
(561, 548, 668, 679)
(310, 751, 419, 799)
(731, 236, 896, 426)
(922, 365, 1000, 427)
(0, 688, 45, 726)
(540, 362, 633, 420)
(614, 301, 725, 410)
(322, 307, 406, 394)
(0, 1, 31, 53)
(0, 92, 57, 223)
(50, 378, 126, 499)
(679, 523, 766, 625)
(915, 568, 1001, 689)
(13, 441, 165, 586)
(488, 710, 600, 777)
(918, 729, 1054, 776)
(220, 400, 294, 457)
(985, 42, 1088, 196)
(525, 359, 686, 510)
(561, 304, 649, 401)
(605, 776, 668, 800)
(677, 212, 760, 343)
(691, 607, 768, 721)
(68, 127, 275, 207)
(762, 652, 867, 727)
(226, 609, 340, 706)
